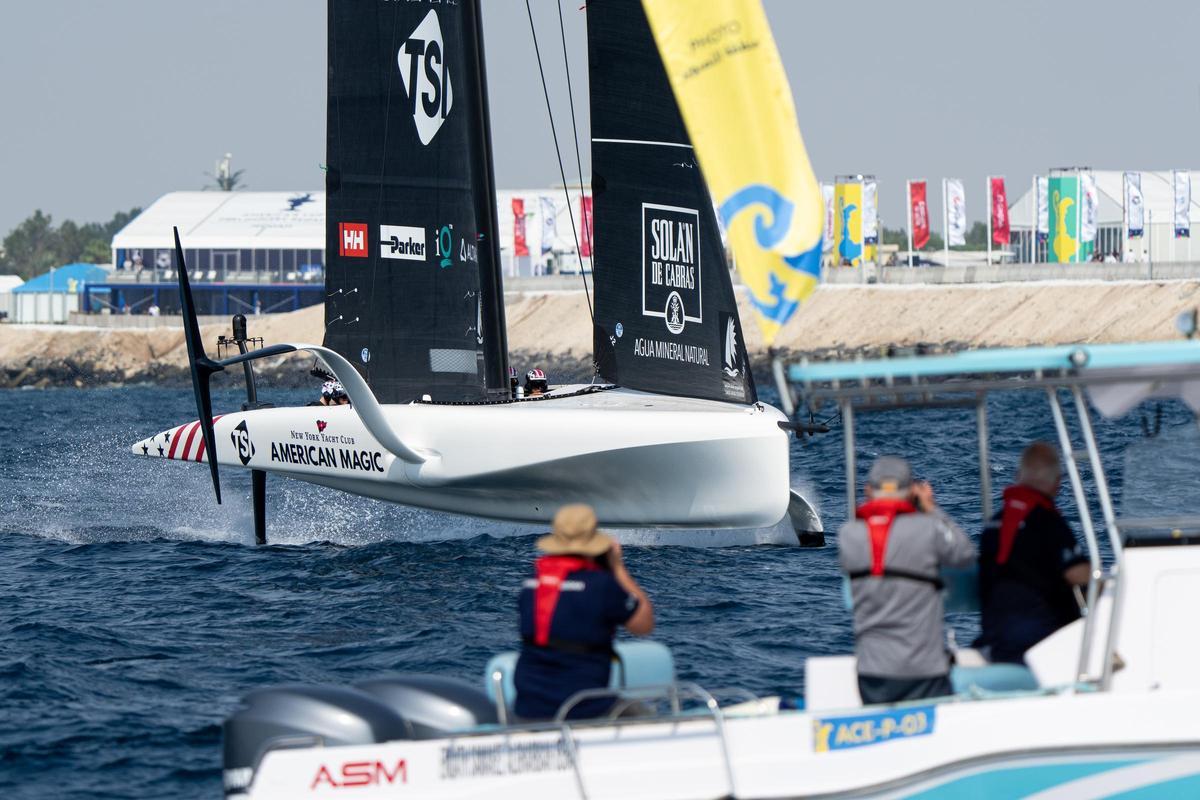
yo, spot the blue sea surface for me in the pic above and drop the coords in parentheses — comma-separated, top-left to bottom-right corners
(0, 383, 1191, 799)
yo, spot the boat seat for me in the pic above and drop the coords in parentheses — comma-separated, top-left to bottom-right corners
(484, 640, 676, 713)
(951, 663, 1039, 694)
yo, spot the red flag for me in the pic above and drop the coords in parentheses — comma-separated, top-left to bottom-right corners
(909, 181, 930, 250)
(579, 195, 594, 258)
(512, 198, 528, 257)
(990, 177, 1010, 245)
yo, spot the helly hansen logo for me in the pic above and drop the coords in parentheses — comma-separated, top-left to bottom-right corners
(338, 223, 368, 258)
(399, 9, 453, 146)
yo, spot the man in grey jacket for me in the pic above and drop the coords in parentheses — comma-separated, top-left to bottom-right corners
(839, 455, 976, 705)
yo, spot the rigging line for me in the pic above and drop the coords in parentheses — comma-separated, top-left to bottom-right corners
(524, 0, 594, 323)
(556, 0, 592, 279)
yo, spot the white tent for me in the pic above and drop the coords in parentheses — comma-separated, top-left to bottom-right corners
(112, 191, 324, 252)
(1007, 171, 1200, 262)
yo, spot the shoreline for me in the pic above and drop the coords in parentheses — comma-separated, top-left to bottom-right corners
(4, 281, 1199, 389)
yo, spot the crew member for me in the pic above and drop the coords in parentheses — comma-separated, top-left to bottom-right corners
(975, 442, 1089, 664)
(509, 366, 520, 399)
(524, 368, 549, 397)
(513, 504, 654, 720)
(839, 456, 975, 704)
(319, 380, 350, 406)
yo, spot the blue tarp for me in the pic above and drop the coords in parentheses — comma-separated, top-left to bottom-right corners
(13, 263, 109, 293)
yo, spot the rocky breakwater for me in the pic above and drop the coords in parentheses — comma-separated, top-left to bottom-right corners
(4, 281, 1200, 388)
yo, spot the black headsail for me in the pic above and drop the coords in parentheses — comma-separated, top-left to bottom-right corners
(587, 0, 756, 405)
(325, 0, 508, 403)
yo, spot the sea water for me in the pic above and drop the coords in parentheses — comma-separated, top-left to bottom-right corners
(0, 384, 1188, 799)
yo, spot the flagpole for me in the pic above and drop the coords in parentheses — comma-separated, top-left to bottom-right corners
(943, 179, 949, 268)
(906, 179, 913, 268)
(1030, 175, 1037, 264)
(986, 176, 993, 266)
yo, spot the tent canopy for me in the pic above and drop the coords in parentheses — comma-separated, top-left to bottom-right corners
(13, 263, 109, 293)
(112, 191, 325, 251)
(1008, 170, 1200, 229)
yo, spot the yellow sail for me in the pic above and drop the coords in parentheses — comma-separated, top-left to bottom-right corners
(642, 0, 823, 344)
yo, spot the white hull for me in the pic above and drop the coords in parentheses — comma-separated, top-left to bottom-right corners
(233, 689, 1200, 798)
(132, 387, 791, 529)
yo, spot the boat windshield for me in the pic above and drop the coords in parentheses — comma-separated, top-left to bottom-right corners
(1118, 417, 1200, 541)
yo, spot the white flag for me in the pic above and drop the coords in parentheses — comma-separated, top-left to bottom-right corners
(945, 178, 966, 246)
(822, 183, 835, 252)
(539, 196, 556, 254)
(862, 179, 878, 244)
(1036, 175, 1049, 235)
(1174, 170, 1191, 237)
(1080, 172, 1098, 243)
(1124, 172, 1144, 237)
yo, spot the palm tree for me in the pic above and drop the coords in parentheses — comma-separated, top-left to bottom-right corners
(205, 153, 247, 191)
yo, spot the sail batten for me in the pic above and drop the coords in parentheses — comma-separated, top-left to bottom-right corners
(588, 0, 756, 405)
(325, 0, 507, 404)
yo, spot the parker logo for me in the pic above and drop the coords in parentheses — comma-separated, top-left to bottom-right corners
(310, 759, 407, 790)
(231, 420, 255, 466)
(338, 222, 368, 258)
(399, 9, 453, 146)
(379, 224, 426, 261)
(316, 420, 328, 433)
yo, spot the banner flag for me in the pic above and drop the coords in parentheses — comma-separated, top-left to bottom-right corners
(1080, 172, 1098, 243)
(512, 197, 529, 257)
(945, 178, 966, 247)
(833, 181, 863, 266)
(539, 196, 557, 255)
(990, 176, 1010, 245)
(1047, 175, 1079, 263)
(579, 195, 594, 258)
(1124, 171, 1144, 238)
(643, 0, 823, 343)
(822, 184, 835, 253)
(1175, 170, 1191, 238)
(862, 179, 878, 245)
(1036, 176, 1049, 239)
(910, 180, 930, 250)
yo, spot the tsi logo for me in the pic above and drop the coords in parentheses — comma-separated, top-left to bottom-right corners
(231, 420, 255, 466)
(338, 222, 368, 258)
(399, 9, 453, 146)
(379, 225, 426, 261)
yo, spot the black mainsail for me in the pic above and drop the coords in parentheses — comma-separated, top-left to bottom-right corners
(325, 0, 508, 403)
(588, 0, 756, 405)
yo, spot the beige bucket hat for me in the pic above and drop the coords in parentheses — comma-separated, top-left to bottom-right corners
(536, 504, 614, 557)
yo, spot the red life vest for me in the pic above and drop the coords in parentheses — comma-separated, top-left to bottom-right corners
(856, 498, 918, 575)
(996, 485, 1057, 565)
(532, 555, 601, 646)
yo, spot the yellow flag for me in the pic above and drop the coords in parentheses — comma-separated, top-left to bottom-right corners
(642, 0, 823, 344)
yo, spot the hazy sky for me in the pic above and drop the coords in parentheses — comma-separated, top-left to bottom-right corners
(2, 0, 1198, 236)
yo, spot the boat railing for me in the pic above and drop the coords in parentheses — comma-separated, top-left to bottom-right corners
(552, 681, 742, 800)
(771, 344, 1200, 696)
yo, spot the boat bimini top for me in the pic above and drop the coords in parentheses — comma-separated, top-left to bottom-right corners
(773, 337, 1200, 693)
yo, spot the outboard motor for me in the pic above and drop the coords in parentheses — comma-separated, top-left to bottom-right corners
(222, 685, 410, 798)
(355, 674, 498, 737)
(222, 676, 498, 798)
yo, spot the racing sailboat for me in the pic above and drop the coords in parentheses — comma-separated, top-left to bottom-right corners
(131, 0, 820, 540)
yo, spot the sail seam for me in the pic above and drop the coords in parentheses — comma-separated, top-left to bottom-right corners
(592, 138, 693, 149)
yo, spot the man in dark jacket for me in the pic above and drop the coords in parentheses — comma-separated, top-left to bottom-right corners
(514, 504, 654, 720)
(839, 455, 976, 705)
(975, 442, 1090, 664)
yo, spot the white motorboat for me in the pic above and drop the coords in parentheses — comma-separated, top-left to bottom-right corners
(220, 338, 1200, 798)
(128, 0, 822, 541)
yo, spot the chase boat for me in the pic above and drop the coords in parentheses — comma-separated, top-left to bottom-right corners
(221, 338, 1200, 798)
